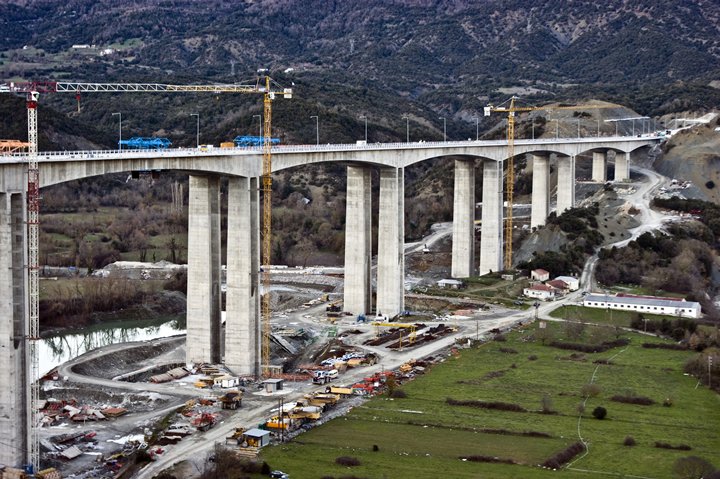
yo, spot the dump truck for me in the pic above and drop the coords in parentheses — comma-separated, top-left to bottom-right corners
(325, 386, 354, 396)
(192, 413, 217, 432)
(265, 415, 295, 431)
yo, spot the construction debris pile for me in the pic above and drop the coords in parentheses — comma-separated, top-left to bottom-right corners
(364, 323, 455, 349)
(38, 399, 127, 427)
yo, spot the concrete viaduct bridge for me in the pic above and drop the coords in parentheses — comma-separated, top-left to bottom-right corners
(0, 134, 659, 466)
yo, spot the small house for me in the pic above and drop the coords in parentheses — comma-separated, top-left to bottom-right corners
(437, 279, 465, 289)
(243, 428, 271, 448)
(554, 276, 579, 291)
(523, 284, 556, 301)
(530, 269, 550, 281)
(546, 279, 569, 293)
(262, 378, 285, 393)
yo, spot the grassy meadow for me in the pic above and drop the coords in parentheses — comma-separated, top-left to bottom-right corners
(259, 321, 720, 478)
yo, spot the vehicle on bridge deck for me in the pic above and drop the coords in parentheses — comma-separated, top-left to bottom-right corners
(233, 135, 280, 147)
(119, 137, 172, 149)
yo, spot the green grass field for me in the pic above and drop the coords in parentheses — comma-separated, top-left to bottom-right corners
(259, 322, 720, 478)
(549, 304, 671, 328)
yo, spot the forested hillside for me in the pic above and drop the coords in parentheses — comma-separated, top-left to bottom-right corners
(2, 0, 720, 267)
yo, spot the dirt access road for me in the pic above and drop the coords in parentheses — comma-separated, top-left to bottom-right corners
(134, 308, 531, 478)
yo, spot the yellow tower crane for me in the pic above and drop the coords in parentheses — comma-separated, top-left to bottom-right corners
(484, 98, 610, 270)
(1, 74, 292, 470)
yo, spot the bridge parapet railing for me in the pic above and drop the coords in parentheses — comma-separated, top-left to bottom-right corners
(0, 134, 662, 161)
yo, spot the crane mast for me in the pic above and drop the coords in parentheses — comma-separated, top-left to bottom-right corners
(2, 76, 292, 470)
(26, 91, 40, 473)
(261, 77, 273, 376)
(484, 98, 609, 271)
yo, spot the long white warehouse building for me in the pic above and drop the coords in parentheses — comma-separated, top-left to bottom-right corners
(583, 294, 701, 319)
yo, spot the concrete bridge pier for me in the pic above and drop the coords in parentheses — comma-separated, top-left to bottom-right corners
(592, 151, 607, 182)
(479, 160, 503, 275)
(186, 175, 222, 365)
(225, 177, 260, 376)
(0, 192, 28, 468)
(343, 166, 373, 315)
(451, 159, 475, 278)
(614, 151, 629, 182)
(530, 154, 550, 229)
(376, 167, 405, 317)
(556, 155, 576, 214)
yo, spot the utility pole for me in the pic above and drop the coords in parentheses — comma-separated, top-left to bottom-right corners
(709, 355, 713, 389)
(310, 115, 319, 145)
(190, 113, 199, 148)
(112, 112, 122, 150)
(359, 115, 367, 142)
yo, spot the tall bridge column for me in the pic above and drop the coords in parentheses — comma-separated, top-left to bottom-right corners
(186, 175, 222, 365)
(344, 166, 372, 315)
(592, 151, 607, 182)
(0, 192, 28, 467)
(530, 154, 550, 228)
(479, 160, 503, 275)
(451, 159, 475, 278)
(225, 177, 260, 376)
(376, 167, 404, 317)
(556, 155, 576, 214)
(614, 152, 629, 182)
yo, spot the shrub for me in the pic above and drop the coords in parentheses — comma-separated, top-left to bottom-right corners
(623, 436, 637, 446)
(611, 394, 655, 406)
(540, 394, 556, 414)
(672, 456, 715, 479)
(494, 334, 507, 342)
(390, 388, 407, 398)
(663, 397, 673, 407)
(592, 406, 607, 420)
(541, 442, 585, 469)
(460, 455, 515, 464)
(528, 354, 538, 361)
(335, 456, 361, 467)
(581, 383, 602, 397)
(499, 347, 518, 354)
(655, 442, 691, 451)
(372, 444, 379, 452)
(706, 180, 715, 189)
(549, 338, 629, 353)
(446, 398, 527, 412)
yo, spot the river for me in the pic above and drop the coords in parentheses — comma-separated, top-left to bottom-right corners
(39, 315, 185, 376)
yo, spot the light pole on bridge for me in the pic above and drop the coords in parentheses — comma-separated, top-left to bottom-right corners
(402, 114, 410, 143)
(553, 119, 559, 139)
(472, 116, 479, 141)
(359, 115, 368, 142)
(112, 112, 122, 151)
(310, 115, 319, 145)
(190, 113, 199, 148)
(439, 117, 446, 142)
(253, 114, 262, 139)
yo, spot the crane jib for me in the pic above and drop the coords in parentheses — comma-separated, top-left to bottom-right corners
(2, 81, 266, 94)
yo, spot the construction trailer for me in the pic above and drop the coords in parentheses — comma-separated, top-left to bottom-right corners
(242, 429, 271, 448)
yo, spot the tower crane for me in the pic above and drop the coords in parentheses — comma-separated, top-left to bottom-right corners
(1, 75, 292, 471)
(484, 98, 610, 270)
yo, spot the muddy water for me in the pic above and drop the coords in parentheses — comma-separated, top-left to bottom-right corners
(39, 315, 185, 376)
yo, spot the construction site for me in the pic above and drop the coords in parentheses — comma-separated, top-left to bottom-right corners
(0, 272, 524, 479)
